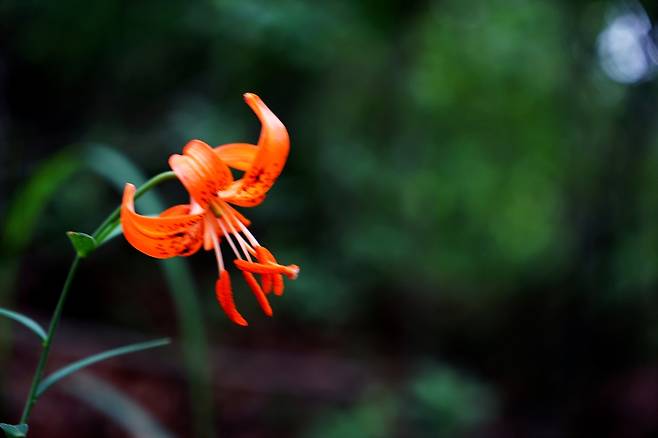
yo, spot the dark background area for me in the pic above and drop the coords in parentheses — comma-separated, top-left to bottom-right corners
(1, 0, 657, 437)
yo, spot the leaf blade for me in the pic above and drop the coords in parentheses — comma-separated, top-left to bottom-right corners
(0, 423, 28, 438)
(2, 150, 80, 255)
(36, 338, 170, 397)
(0, 308, 47, 341)
(63, 373, 175, 438)
(66, 231, 97, 258)
(84, 144, 216, 436)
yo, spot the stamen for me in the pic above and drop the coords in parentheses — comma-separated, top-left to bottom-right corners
(272, 272, 284, 296)
(234, 233, 255, 261)
(209, 227, 224, 272)
(216, 218, 242, 260)
(205, 216, 225, 271)
(220, 202, 259, 247)
(215, 271, 248, 326)
(234, 259, 300, 279)
(241, 271, 273, 317)
(219, 204, 256, 260)
(236, 219, 260, 247)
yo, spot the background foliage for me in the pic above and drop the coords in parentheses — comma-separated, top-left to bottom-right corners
(1, 0, 657, 436)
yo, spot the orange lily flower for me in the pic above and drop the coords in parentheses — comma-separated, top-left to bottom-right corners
(120, 93, 299, 326)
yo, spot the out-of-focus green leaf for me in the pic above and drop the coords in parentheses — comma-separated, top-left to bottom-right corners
(90, 170, 177, 246)
(0, 308, 47, 341)
(36, 338, 170, 397)
(64, 373, 174, 438)
(407, 365, 498, 436)
(0, 149, 81, 406)
(303, 388, 396, 438)
(65, 231, 97, 258)
(85, 144, 160, 214)
(102, 225, 123, 243)
(83, 144, 215, 437)
(2, 150, 80, 255)
(0, 149, 81, 310)
(0, 423, 28, 438)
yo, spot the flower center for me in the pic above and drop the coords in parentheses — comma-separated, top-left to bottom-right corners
(208, 200, 259, 262)
(208, 201, 224, 218)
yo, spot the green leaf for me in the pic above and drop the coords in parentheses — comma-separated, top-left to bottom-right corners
(64, 374, 174, 438)
(101, 222, 123, 243)
(1, 149, 80, 310)
(84, 144, 215, 437)
(85, 144, 160, 213)
(0, 308, 47, 341)
(2, 150, 80, 255)
(0, 423, 28, 438)
(65, 231, 97, 258)
(36, 338, 170, 397)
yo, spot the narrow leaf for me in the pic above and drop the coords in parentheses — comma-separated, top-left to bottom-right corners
(64, 373, 174, 438)
(1, 149, 80, 314)
(2, 150, 80, 255)
(84, 144, 215, 436)
(0, 307, 47, 341)
(85, 145, 160, 213)
(66, 231, 97, 258)
(36, 338, 170, 397)
(0, 423, 28, 438)
(101, 222, 122, 243)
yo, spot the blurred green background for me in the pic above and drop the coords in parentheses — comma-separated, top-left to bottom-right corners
(1, 0, 657, 437)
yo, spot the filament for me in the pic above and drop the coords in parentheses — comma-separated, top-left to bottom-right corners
(208, 218, 224, 271)
(216, 218, 242, 260)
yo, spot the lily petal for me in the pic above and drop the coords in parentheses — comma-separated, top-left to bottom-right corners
(220, 93, 290, 207)
(169, 140, 234, 208)
(121, 184, 204, 259)
(215, 143, 258, 171)
(159, 204, 193, 217)
(203, 215, 220, 251)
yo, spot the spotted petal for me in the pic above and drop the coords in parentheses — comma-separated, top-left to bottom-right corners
(121, 183, 204, 259)
(215, 143, 258, 171)
(169, 139, 234, 208)
(220, 93, 290, 207)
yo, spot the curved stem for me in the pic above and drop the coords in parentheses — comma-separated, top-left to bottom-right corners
(19, 256, 81, 424)
(17, 170, 177, 427)
(92, 170, 176, 244)
(92, 170, 177, 245)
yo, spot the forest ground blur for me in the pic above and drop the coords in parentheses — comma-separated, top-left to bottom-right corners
(1, 0, 657, 437)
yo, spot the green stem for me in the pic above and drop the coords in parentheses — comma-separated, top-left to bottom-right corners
(17, 170, 177, 427)
(19, 256, 81, 424)
(92, 170, 177, 245)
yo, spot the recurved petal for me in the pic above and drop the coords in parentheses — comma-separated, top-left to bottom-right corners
(215, 143, 258, 171)
(220, 93, 290, 207)
(159, 204, 193, 217)
(121, 183, 204, 259)
(169, 139, 234, 208)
